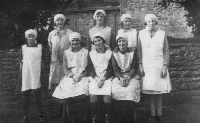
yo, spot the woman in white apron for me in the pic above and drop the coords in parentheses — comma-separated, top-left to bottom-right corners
(117, 13, 138, 48)
(88, 33, 113, 123)
(20, 29, 43, 122)
(89, 9, 116, 50)
(139, 14, 171, 122)
(48, 13, 73, 90)
(53, 32, 90, 123)
(111, 33, 141, 123)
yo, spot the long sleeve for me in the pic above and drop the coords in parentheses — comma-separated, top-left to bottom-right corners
(111, 54, 122, 78)
(129, 49, 139, 77)
(137, 32, 142, 65)
(104, 58, 113, 80)
(163, 34, 170, 67)
(87, 55, 96, 77)
(63, 52, 70, 76)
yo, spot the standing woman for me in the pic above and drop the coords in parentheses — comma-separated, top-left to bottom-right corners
(117, 13, 137, 48)
(89, 33, 113, 123)
(48, 13, 73, 90)
(138, 14, 171, 121)
(89, 9, 116, 50)
(111, 33, 141, 123)
(52, 32, 90, 123)
(20, 29, 43, 122)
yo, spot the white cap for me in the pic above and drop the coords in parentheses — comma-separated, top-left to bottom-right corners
(69, 32, 81, 41)
(93, 9, 106, 20)
(54, 13, 66, 22)
(25, 29, 37, 39)
(120, 13, 132, 22)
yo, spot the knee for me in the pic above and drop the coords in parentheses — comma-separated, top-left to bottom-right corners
(103, 96, 111, 103)
(90, 95, 98, 103)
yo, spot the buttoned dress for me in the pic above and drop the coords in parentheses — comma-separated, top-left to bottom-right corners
(48, 28, 73, 87)
(111, 48, 140, 102)
(53, 48, 89, 99)
(89, 49, 113, 96)
(139, 29, 171, 94)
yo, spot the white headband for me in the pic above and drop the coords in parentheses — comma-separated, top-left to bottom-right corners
(145, 14, 158, 23)
(93, 9, 106, 20)
(91, 32, 106, 42)
(25, 29, 37, 39)
(54, 14, 66, 22)
(69, 32, 81, 41)
(120, 13, 132, 22)
(116, 33, 128, 41)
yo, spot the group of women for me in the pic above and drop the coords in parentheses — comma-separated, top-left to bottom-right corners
(20, 9, 171, 123)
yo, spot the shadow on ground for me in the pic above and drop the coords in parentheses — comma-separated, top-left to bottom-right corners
(0, 87, 200, 123)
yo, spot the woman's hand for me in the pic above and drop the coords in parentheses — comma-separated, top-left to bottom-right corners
(139, 64, 145, 77)
(97, 79, 104, 88)
(73, 75, 81, 83)
(161, 65, 167, 78)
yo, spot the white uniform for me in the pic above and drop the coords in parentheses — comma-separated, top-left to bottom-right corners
(111, 51, 140, 102)
(139, 29, 171, 94)
(48, 28, 73, 86)
(117, 28, 137, 48)
(89, 49, 112, 96)
(21, 44, 42, 92)
(53, 48, 89, 99)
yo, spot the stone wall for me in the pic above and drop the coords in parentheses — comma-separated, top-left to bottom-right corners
(0, 40, 200, 93)
(125, 0, 193, 38)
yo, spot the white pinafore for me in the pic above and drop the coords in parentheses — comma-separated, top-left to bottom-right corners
(53, 48, 89, 99)
(111, 51, 140, 102)
(21, 44, 42, 92)
(117, 28, 137, 48)
(89, 49, 112, 96)
(139, 29, 171, 94)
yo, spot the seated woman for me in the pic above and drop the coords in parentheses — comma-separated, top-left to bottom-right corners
(111, 33, 141, 123)
(88, 33, 113, 123)
(52, 32, 90, 123)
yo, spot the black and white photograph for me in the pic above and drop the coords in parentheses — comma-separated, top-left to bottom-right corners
(0, 0, 199, 123)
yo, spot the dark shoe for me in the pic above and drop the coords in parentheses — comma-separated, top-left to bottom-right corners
(105, 114, 111, 123)
(22, 115, 29, 123)
(156, 116, 163, 123)
(148, 116, 157, 123)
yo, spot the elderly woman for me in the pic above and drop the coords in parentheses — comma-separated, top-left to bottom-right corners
(48, 13, 73, 90)
(111, 33, 141, 123)
(88, 33, 113, 123)
(53, 32, 90, 123)
(138, 14, 171, 122)
(20, 29, 43, 122)
(117, 13, 138, 48)
(89, 9, 116, 50)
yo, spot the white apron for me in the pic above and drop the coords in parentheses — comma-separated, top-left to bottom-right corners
(89, 49, 112, 95)
(21, 44, 42, 92)
(139, 29, 171, 94)
(117, 28, 137, 48)
(112, 51, 140, 102)
(53, 48, 89, 99)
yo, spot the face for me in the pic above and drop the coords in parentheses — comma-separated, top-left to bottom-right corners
(123, 18, 132, 29)
(117, 38, 128, 52)
(93, 37, 104, 49)
(146, 19, 157, 31)
(71, 38, 81, 50)
(27, 34, 37, 45)
(95, 13, 104, 25)
(54, 18, 65, 30)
